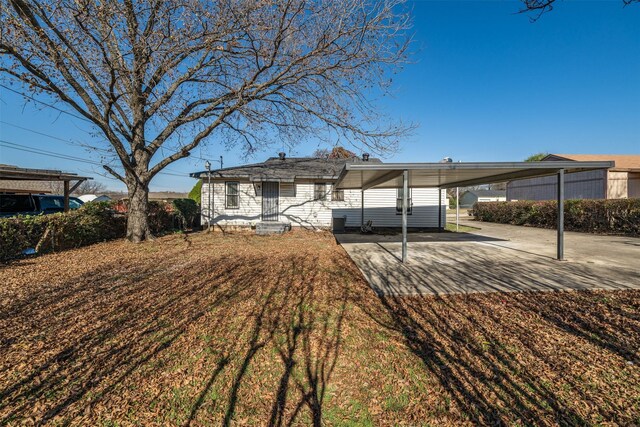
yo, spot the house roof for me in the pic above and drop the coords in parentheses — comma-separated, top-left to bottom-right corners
(462, 189, 506, 198)
(543, 154, 640, 171)
(190, 156, 382, 182)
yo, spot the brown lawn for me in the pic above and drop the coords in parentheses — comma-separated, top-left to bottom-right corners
(0, 230, 638, 426)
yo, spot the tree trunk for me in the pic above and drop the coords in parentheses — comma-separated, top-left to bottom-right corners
(126, 180, 152, 243)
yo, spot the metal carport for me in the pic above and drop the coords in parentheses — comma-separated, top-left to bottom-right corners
(334, 161, 614, 263)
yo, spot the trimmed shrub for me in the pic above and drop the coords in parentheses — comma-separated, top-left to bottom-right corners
(0, 200, 183, 262)
(147, 201, 173, 234)
(472, 199, 640, 236)
(172, 198, 200, 229)
(0, 202, 126, 262)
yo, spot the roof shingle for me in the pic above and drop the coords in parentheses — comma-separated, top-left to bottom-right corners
(190, 156, 381, 181)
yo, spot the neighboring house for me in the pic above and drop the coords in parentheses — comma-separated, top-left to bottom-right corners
(507, 154, 640, 201)
(0, 179, 55, 194)
(190, 154, 446, 230)
(458, 189, 506, 208)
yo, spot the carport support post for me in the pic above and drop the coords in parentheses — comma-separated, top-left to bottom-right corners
(63, 180, 70, 212)
(361, 189, 364, 228)
(557, 168, 564, 261)
(438, 188, 443, 232)
(402, 170, 408, 263)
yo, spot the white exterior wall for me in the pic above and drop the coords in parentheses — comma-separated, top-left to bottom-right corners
(201, 179, 445, 228)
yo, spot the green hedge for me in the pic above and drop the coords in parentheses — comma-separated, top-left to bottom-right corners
(472, 199, 640, 236)
(0, 202, 125, 262)
(0, 199, 198, 262)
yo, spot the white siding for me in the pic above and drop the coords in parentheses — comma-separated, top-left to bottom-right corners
(202, 180, 262, 226)
(201, 179, 445, 228)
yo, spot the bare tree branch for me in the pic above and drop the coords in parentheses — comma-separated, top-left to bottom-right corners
(1, 0, 414, 241)
(520, 0, 638, 21)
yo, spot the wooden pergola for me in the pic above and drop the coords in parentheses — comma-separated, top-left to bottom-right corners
(0, 165, 91, 212)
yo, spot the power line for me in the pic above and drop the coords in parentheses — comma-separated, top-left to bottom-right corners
(0, 120, 112, 154)
(0, 120, 184, 174)
(0, 83, 218, 163)
(0, 139, 188, 178)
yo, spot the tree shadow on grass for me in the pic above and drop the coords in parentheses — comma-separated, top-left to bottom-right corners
(350, 247, 640, 424)
(0, 233, 351, 426)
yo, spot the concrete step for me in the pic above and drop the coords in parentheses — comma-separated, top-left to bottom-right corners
(256, 221, 291, 235)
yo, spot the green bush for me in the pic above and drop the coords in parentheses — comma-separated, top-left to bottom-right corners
(172, 198, 200, 229)
(0, 202, 126, 262)
(472, 199, 640, 236)
(189, 180, 202, 204)
(147, 201, 173, 234)
(0, 200, 183, 262)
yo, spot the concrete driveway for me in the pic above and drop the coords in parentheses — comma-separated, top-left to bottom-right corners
(336, 222, 640, 296)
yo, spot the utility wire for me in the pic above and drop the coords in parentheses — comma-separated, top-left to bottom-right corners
(0, 120, 184, 174)
(0, 139, 188, 178)
(1, 83, 217, 163)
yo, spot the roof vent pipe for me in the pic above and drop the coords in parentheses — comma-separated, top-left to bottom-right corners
(362, 153, 370, 162)
(278, 152, 286, 160)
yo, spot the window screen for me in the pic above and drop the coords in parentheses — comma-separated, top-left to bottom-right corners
(314, 183, 327, 201)
(0, 195, 34, 213)
(226, 182, 239, 208)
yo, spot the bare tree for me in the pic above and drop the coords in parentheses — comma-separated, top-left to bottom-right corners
(47, 180, 108, 195)
(521, 0, 638, 20)
(0, 0, 413, 242)
(312, 146, 356, 159)
(73, 180, 108, 195)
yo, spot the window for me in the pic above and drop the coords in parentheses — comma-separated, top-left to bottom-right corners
(69, 198, 83, 209)
(314, 183, 327, 201)
(332, 188, 344, 201)
(225, 182, 239, 209)
(396, 187, 412, 215)
(280, 183, 295, 198)
(37, 196, 65, 212)
(0, 195, 34, 213)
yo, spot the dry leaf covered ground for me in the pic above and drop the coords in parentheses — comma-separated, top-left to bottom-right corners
(0, 230, 638, 426)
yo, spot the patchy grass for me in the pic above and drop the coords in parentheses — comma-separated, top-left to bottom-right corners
(0, 230, 639, 426)
(445, 222, 479, 233)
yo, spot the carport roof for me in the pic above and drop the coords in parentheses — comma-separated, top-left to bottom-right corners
(0, 164, 91, 182)
(334, 161, 614, 190)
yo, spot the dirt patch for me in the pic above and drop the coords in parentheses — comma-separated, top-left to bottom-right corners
(0, 230, 638, 425)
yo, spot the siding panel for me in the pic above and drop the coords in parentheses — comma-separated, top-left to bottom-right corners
(507, 170, 607, 201)
(201, 179, 445, 228)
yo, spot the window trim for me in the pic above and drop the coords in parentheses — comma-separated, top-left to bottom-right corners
(396, 187, 413, 215)
(225, 181, 240, 209)
(331, 187, 344, 202)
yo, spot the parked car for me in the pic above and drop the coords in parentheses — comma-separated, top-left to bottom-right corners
(0, 194, 84, 217)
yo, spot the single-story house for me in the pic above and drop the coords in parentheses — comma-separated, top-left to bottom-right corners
(507, 154, 640, 201)
(458, 189, 506, 208)
(190, 154, 446, 231)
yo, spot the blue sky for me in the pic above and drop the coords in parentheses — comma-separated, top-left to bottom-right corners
(1, 0, 638, 192)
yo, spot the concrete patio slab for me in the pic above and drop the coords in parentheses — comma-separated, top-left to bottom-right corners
(337, 225, 640, 296)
